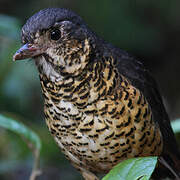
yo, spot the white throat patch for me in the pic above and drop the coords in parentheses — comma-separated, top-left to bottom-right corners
(35, 56, 63, 82)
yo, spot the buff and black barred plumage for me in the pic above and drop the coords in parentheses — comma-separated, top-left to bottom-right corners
(13, 8, 180, 180)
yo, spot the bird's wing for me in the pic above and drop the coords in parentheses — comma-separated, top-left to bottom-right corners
(116, 54, 178, 151)
(108, 46, 180, 176)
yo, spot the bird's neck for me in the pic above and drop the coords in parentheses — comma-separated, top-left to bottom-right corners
(38, 55, 120, 111)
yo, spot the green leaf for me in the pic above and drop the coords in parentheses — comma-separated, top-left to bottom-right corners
(0, 114, 42, 180)
(102, 157, 157, 180)
(171, 119, 180, 133)
(0, 114, 41, 150)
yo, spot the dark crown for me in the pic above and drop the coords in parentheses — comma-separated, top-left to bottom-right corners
(21, 8, 84, 42)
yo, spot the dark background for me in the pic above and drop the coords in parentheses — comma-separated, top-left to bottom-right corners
(0, 1, 180, 179)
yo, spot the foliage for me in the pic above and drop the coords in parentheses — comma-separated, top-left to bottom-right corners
(0, 114, 41, 180)
(103, 157, 157, 180)
(171, 119, 180, 134)
(0, 114, 41, 151)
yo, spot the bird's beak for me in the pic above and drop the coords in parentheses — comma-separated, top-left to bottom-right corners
(13, 43, 44, 61)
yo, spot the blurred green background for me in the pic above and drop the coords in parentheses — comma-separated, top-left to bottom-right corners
(1, 0, 180, 179)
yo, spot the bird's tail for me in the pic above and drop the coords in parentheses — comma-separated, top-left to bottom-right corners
(157, 151, 180, 180)
(159, 156, 180, 179)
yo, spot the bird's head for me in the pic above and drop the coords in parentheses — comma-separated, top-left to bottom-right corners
(13, 8, 95, 81)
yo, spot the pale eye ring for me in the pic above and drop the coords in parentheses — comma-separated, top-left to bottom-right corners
(50, 28, 61, 41)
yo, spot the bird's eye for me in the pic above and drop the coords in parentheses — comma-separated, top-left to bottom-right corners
(50, 29, 61, 41)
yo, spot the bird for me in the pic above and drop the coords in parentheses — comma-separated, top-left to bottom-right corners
(13, 8, 180, 180)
